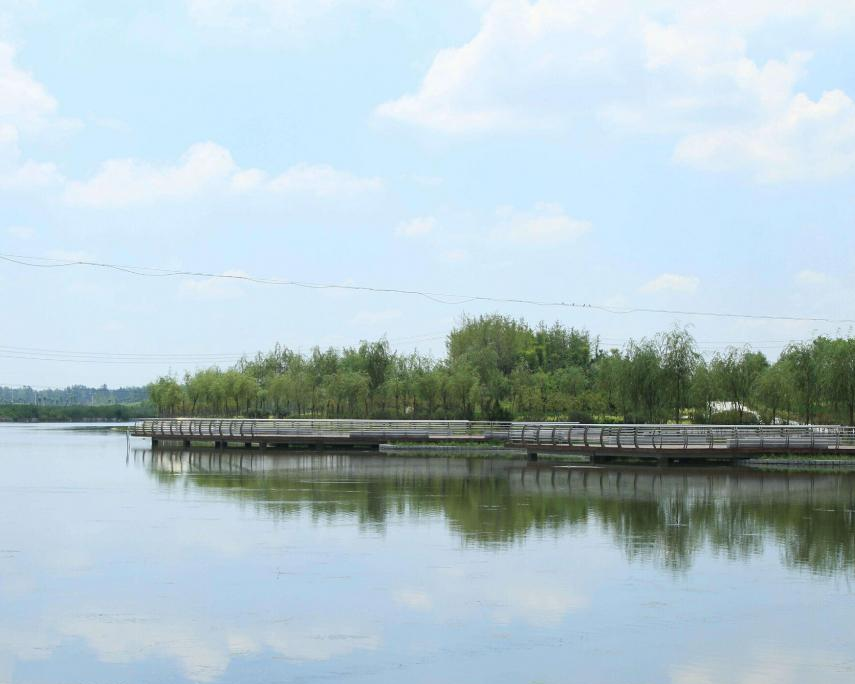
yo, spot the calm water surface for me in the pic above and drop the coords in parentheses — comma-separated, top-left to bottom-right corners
(1, 424, 855, 683)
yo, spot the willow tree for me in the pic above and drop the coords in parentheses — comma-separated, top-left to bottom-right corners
(816, 336, 855, 424)
(623, 339, 664, 423)
(781, 342, 818, 424)
(660, 327, 701, 422)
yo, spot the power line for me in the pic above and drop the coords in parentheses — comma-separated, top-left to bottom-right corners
(0, 332, 822, 367)
(2, 251, 853, 325)
(0, 345, 245, 360)
(0, 334, 450, 366)
(0, 353, 238, 365)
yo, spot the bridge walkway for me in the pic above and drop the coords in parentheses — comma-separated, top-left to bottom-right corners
(131, 419, 855, 462)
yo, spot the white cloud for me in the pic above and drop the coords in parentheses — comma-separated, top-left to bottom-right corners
(494, 202, 590, 244)
(5, 225, 35, 239)
(0, 157, 62, 190)
(641, 273, 700, 295)
(352, 308, 402, 324)
(179, 270, 249, 300)
(59, 614, 229, 683)
(36, 611, 379, 683)
(377, 0, 855, 181)
(186, 0, 393, 39)
(442, 248, 468, 263)
(393, 589, 432, 611)
(491, 583, 587, 627)
(412, 174, 443, 187)
(65, 142, 237, 208)
(377, 0, 608, 133)
(669, 646, 850, 684)
(258, 623, 380, 662)
(674, 90, 855, 182)
(267, 163, 382, 197)
(395, 216, 435, 238)
(64, 142, 382, 208)
(795, 269, 831, 286)
(0, 43, 68, 192)
(400, 565, 589, 628)
(0, 41, 58, 133)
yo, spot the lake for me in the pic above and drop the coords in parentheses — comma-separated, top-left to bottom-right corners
(1, 424, 854, 683)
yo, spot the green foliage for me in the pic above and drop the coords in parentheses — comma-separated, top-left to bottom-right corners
(0, 384, 147, 405)
(709, 346, 769, 422)
(140, 316, 855, 425)
(0, 402, 151, 422)
(780, 342, 819, 423)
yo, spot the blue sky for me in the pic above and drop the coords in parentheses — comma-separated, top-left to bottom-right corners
(1, 0, 854, 387)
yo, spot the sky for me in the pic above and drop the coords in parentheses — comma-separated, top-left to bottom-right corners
(1, 0, 854, 388)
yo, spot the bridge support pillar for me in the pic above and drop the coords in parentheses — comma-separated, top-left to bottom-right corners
(527, 452, 538, 462)
(244, 442, 252, 449)
(151, 438, 159, 447)
(183, 440, 191, 447)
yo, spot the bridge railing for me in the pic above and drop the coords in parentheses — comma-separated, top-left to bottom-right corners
(508, 423, 855, 450)
(132, 419, 855, 451)
(132, 418, 515, 440)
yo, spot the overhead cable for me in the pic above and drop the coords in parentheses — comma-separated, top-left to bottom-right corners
(2, 252, 853, 325)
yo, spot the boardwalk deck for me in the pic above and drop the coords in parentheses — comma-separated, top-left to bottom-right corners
(131, 419, 855, 462)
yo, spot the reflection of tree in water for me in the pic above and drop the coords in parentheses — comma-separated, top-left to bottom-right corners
(140, 451, 855, 575)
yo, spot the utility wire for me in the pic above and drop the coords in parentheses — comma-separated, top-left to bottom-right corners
(0, 336, 815, 364)
(0, 345, 244, 359)
(2, 252, 853, 325)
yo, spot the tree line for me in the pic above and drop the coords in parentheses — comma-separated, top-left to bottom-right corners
(0, 403, 151, 422)
(0, 384, 148, 406)
(148, 315, 855, 425)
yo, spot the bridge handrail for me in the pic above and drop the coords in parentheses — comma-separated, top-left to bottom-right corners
(506, 423, 855, 450)
(131, 418, 518, 439)
(130, 419, 855, 452)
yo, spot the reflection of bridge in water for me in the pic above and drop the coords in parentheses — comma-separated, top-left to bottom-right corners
(133, 419, 855, 463)
(134, 448, 855, 574)
(136, 448, 855, 500)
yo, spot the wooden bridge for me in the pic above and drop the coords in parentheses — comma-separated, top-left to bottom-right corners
(131, 419, 855, 462)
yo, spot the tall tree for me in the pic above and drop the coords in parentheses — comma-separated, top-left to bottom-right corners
(623, 339, 664, 423)
(660, 327, 701, 422)
(753, 364, 792, 425)
(781, 342, 819, 424)
(816, 337, 855, 425)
